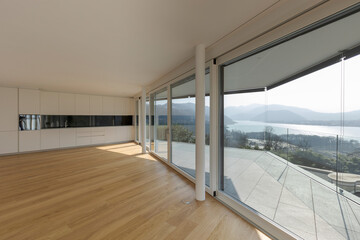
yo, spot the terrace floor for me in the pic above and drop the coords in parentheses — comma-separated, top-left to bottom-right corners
(159, 141, 360, 240)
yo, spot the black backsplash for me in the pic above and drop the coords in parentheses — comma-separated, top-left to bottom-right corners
(38, 115, 133, 129)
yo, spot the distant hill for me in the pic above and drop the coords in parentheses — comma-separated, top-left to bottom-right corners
(146, 103, 234, 125)
(252, 110, 307, 123)
(225, 104, 360, 126)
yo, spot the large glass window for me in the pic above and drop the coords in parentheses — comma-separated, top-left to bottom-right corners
(154, 88, 168, 160)
(170, 71, 210, 186)
(150, 93, 155, 152)
(146, 96, 150, 149)
(220, 10, 360, 240)
(135, 99, 139, 142)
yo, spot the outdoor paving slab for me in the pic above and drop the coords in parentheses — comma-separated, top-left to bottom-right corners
(225, 163, 266, 202)
(224, 149, 256, 177)
(254, 152, 276, 171)
(275, 201, 316, 240)
(338, 196, 360, 238)
(315, 214, 346, 240)
(347, 200, 360, 224)
(245, 172, 283, 219)
(312, 181, 348, 238)
(283, 167, 314, 210)
(278, 187, 312, 210)
(264, 155, 288, 181)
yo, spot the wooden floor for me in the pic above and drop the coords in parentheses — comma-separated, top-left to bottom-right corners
(0, 142, 270, 240)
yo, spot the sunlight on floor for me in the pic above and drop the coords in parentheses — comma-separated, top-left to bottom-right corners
(96, 143, 158, 161)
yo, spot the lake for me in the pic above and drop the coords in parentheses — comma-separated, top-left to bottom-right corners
(226, 120, 360, 139)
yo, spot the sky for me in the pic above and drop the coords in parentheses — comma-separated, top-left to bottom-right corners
(153, 54, 359, 113)
(224, 54, 360, 113)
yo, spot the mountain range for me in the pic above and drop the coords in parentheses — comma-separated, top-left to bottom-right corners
(146, 102, 360, 127)
(146, 103, 234, 125)
(225, 104, 360, 126)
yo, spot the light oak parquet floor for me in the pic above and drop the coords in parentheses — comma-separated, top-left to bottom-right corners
(0, 142, 270, 240)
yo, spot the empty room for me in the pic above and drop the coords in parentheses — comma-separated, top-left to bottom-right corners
(0, 1, 359, 239)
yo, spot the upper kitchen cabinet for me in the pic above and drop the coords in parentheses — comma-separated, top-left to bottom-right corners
(41, 91, 59, 115)
(19, 89, 40, 114)
(121, 98, 134, 115)
(59, 93, 76, 115)
(102, 96, 115, 115)
(0, 87, 18, 131)
(114, 97, 121, 115)
(90, 95, 102, 115)
(75, 94, 90, 115)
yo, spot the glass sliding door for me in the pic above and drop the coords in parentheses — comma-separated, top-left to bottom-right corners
(146, 96, 150, 149)
(342, 53, 360, 197)
(154, 88, 168, 160)
(219, 9, 360, 240)
(170, 70, 211, 184)
(205, 70, 210, 186)
(171, 75, 196, 177)
(150, 93, 155, 152)
(135, 99, 139, 142)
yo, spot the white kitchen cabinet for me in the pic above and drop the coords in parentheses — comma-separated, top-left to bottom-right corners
(19, 89, 40, 114)
(121, 98, 134, 115)
(59, 93, 76, 115)
(76, 94, 90, 115)
(60, 128, 76, 148)
(19, 130, 41, 152)
(128, 98, 135, 115)
(114, 97, 121, 115)
(0, 131, 18, 154)
(41, 129, 60, 150)
(118, 98, 126, 115)
(76, 128, 92, 146)
(105, 127, 117, 143)
(102, 96, 115, 115)
(92, 127, 105, 144)
(41, 91, 59, 115)
(90, 95, 102, 115)
(117, 126, 134, 142)
(0, 87, 18, 131)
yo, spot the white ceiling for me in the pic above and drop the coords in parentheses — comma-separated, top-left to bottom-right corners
(0, 0, 282, 97)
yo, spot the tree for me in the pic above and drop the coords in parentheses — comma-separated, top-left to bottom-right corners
(297, 137, 311, 151)
(264, 126, 274, 151)
(171, 124, 194, 143)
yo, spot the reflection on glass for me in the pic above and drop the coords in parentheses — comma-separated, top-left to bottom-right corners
(154, 89, 168, 159)
(19, 115, 41, 131)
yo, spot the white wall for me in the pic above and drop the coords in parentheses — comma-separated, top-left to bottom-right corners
(0, 87, 135, 155)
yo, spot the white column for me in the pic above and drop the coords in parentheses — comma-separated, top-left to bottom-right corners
(141, 88, 146, 154)
(195, 44, 205, 201)
(209, 60, 218, 195)
(167, 86, 171, 163)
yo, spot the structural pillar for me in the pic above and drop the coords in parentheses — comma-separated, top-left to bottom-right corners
(141, 88, 146, 154)
(195, 44, 205, 201)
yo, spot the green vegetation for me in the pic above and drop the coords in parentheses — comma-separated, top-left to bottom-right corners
(225, 126, 360, 174)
